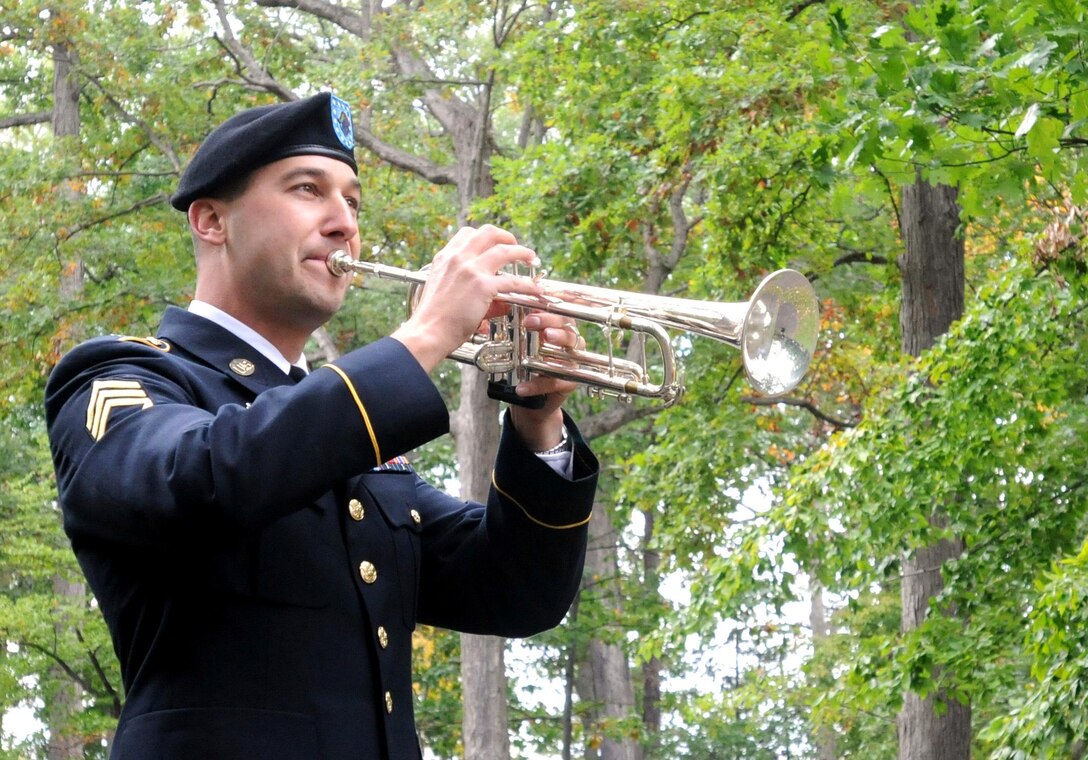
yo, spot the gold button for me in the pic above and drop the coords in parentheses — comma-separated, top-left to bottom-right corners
(410, 509, 421, 525)
(385, 691, 393, 713)
(377, 626, 389, 649)
(359, 561, 378, 584)
(348, 498, 365, 521)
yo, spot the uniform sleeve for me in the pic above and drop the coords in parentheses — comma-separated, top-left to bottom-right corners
(414, 411, 598, 637)
(46, 337, 449, 547)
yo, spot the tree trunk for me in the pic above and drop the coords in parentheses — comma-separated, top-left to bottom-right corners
(899, 180, 965, 356)
(47, 576, 85, 760)
(454, 368, 510, 760)
(560, 594, 579, 760)
(460, 632, 510, 760)
(896, 176, 969, 760)
(898, 531, 970, 760)
(49, 38, 86, 760)
(52, 42, 81, 138)
(808, 575, 837, 760)
(581, 505, 642, 760)
(449, 71, 511, 758)
(53, 39, 85, 305)
(640, 508, 661, 747)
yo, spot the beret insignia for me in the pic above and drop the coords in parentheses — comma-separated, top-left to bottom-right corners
(330, 95, 355, 151)
(86, 379, 153, 441)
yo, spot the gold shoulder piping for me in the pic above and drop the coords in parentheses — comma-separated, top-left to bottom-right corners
(320, 364, 382, 464)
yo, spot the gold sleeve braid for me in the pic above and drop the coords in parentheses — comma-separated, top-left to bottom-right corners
(490, 473, 592, 530)
(320, 364, 383, 464)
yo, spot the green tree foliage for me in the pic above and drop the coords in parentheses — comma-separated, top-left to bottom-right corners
(789, 255, 1088, 752)
(983, 536, 1088, 756)
(778, 0, 1088, 753)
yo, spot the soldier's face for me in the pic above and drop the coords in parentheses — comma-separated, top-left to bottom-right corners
(218, 155, 362, 334)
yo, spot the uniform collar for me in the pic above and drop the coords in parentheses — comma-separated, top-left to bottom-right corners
(156, 307, 297, 394)
(187, 300, 308, 375)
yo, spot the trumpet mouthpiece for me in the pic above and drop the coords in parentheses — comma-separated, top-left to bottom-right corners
(326, 250, 352, 277)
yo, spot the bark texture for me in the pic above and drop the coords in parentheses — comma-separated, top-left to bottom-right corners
(49, 38, 88, 760)
(581, 506, 642, 760)
(454, 368, 510, 760)
(896, 176, 969, 760)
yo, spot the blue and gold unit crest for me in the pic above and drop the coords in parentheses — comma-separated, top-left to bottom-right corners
(330, 95, 354, 151)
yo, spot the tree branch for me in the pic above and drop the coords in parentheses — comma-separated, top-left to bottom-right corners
(666, 172, 702, 272)
(73, 629, 122, 717)
(57, 193, 169, 242)
(212, 0, 297, 102)
(72, 170, 177, 179)
(580, 402, 659, 441)
(212, 2, 459, 186)
(492, 0, 532, 48)
(354, 109, 458, 184)
(740, 394, 858, 429)
(82, 78, 183, 172)
(786, 0, 827, 21)
(834, 251, 889, 267)
(389, 47, 478, 137)
(0, 110, 51, 129)
(16, 639, 98, 696)
(872, 165, 902, 236)
(253, 0, 370, 37)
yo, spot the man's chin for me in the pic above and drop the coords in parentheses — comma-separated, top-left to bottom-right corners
(309, 290, 348, 325)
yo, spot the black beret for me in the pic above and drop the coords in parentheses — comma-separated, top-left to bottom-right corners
(171, 92, 358, 212)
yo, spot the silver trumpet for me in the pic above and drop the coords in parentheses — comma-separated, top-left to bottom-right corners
(327, 250, 819, 407)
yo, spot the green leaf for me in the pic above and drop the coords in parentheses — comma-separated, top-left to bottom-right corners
(1026, 116, 1064, 171)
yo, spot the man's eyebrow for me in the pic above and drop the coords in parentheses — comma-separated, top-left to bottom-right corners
(279, 166, 362, 193)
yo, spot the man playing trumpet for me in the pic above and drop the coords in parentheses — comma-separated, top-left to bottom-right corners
(45, 92, 598, 759)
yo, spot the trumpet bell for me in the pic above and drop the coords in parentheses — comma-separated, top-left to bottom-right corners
(741, 269, 820, 396)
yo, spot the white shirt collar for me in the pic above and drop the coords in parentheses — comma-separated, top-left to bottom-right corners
(187, 300, 308, 376)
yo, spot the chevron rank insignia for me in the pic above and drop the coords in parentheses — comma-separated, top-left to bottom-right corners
(86, 379, 153, 441)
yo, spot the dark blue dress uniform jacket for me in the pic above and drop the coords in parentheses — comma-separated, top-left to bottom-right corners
(44, 307, 598, 760)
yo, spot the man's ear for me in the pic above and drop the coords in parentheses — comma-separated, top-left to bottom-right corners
(188, 199, 227, 246)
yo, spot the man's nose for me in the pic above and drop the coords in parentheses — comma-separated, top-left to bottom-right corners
(324, 197, 359, 240)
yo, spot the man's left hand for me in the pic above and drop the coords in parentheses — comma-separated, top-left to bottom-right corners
(508, 312, 583, 452)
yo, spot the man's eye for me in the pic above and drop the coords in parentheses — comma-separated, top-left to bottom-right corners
(346, 197, 360, 211)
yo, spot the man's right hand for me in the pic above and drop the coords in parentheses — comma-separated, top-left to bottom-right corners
(391, 225, 544, 373)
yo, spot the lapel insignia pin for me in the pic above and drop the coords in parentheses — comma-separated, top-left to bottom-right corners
(229, 358, 256, 376)
(117, 336, 171, 352)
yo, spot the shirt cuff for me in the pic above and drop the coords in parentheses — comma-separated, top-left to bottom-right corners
(534, 448, 575, 480)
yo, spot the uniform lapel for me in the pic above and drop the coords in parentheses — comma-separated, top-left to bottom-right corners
(156, 306, 293, 395)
